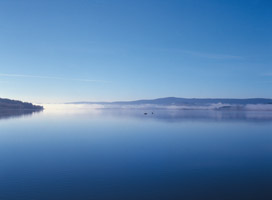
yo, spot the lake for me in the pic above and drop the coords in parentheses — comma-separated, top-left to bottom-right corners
(0, 107, 271, 200)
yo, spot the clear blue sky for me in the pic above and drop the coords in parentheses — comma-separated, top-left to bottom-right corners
(0, 0, 271, 103)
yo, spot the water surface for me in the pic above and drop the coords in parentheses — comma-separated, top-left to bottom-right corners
(0, 108, 271, 200)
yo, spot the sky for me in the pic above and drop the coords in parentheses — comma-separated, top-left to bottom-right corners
(0, 0, 271, 103)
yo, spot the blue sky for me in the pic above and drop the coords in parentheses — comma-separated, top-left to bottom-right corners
(0, 0, 271, 103)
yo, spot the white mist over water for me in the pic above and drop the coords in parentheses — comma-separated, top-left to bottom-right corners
(42, 103, 272, 112)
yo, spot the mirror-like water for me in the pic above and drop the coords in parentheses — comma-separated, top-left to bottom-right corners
(0, 108, 271, 200)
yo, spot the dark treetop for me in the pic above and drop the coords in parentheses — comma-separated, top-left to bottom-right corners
(0, 98, 43, 110)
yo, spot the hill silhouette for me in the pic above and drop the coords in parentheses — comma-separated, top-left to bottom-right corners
(70, 97, 272, 106)
(0, 98, 43, 110)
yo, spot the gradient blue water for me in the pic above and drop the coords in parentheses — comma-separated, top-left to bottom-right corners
(0, 109, 271, 200)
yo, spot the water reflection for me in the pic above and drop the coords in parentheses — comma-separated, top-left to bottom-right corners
(0, 109, 43, 120)
(45, 107, 272, 123)
(0, 106, 271, 200)
(120, 109, 272, 123)
(42, 104, 272, 123)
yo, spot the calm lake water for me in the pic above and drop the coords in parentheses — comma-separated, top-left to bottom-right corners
(0, 108, 272, 200)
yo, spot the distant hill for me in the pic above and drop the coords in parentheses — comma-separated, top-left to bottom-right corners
(70, 97, 272, 106)
(0, 98, 43, 110)
(68, 97, 272, 111)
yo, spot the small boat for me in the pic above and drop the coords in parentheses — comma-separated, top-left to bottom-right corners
(144, 113, 148, 115)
